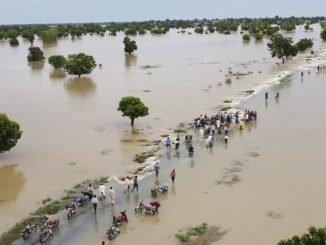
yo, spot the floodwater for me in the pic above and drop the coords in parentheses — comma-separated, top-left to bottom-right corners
(0, 23, 325, 238)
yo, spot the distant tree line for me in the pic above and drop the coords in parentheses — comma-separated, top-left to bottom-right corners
(0, 16, 325, 44)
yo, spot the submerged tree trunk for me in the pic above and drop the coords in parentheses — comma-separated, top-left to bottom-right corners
(131, 118, 134, 126)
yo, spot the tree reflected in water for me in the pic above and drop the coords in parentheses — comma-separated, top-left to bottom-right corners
(0, 165, 25, 205)
(64, 77, 96, 99)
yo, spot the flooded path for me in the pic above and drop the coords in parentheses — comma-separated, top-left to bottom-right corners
(1, 24, 326, 235)
(12, 69, 326, 244)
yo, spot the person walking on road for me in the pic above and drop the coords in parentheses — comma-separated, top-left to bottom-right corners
(170, 169, 176, 183)
(154, 162, 160, 178)
(124, 177, 130, 193)
(165, 137, 171, 149)
(87, 184, 94, 200)
(132, 175, 138, 192)
(91, 195, 98, 214)
(108, 187, 116, 205)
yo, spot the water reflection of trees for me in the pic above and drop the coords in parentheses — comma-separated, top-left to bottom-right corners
(29, 61, 44, 69)
(0, 165, 25, 204)
(124, 54, 137, 68)
(64, 77, 96, 99)
(50, 69, 66, 79)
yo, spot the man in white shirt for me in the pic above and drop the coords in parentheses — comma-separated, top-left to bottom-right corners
(108, 187, 116, 205)
(99, 184, 106, 198)
(91, 195, 98, 214)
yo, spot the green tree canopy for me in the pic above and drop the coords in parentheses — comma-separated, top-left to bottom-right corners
(254, 32, 264, 41)
(9, 38, 19, 47)
(296, 38, 313, 52)
(267, 33, 297, 63)
(22, 30, 35, 44)
(64, 53, 96, 77)
(321, 29, 326, 41)
(41, 28, 59, 44)
(123, 37, 138, 54)
(242, 34, 251, 42)
(27, 47, 45, 62)
(118, 96, 149, 126)
(7, 29, 19, 39)
(278, 226, 326, 245)
(48, 55, 67, 69)
(0, 113, 22, 153)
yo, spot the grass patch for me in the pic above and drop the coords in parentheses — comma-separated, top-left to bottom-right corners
(134, 152, 154, 163)
(32, 201, 61, 216)
(94, 176, 109, 185)
(222, 100, 232, 103)
(74, 183, 81, 189)
(175, 223, 208, 242)
(242, 90, 255, 95)
(219, 106, 231, 112)
(42, 197, 52, 205)
(0, 217, 41, 245)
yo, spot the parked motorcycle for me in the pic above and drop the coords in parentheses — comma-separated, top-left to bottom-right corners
(66, 202, 77, 219)
(135, 201, 156, 215)
(39, 227, 52, 244)
(75, 192, 90, 206)
(19, 223, 37, 240)
(106, 226, 120, 240)
(112, 211, 128, 226)
(157, 183, 168, 193)
(40, 216, 60, 231)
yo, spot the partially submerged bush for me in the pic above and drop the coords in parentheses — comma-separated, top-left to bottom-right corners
(175, 223, 208, 242)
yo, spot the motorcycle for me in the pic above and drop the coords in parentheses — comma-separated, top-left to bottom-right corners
(112, 211, 128, 226)
(158, 183, 168, 193)
(39, 227, 52, 244)
(75, 192, 90, 206)
(19, 223, 37, 240)
(135, 201, 156, 215)
(40, 216, 60, 231)
(106, 226, 120, 240)
(66, 202, 77, 219)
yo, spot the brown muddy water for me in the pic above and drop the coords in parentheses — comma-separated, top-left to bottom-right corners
(0, 24, 325, 237)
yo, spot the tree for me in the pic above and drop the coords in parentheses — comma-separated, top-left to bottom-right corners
(7, 29, 19, 39)
(242, 34, 251, 42)
(48, 55, 66, 69)
(64, 53, 96, 77)
(278, 226, 326, 245)
(0, 31, 6, 40)
(296, 38, 313, 52)
(123, 37, 137, 54)
(254, 32, 264, 41)
(0, 113, 22, 153)
(194, 26, 204, 34)
(22, 30, 34, 44)
(9, 38, 19, 46)
(27, 47, 45, 62)
(267, 33, 297, 63)
(41, 28, 59, 44)
(321, 29, 326, 41)
(118, 96, 149, 126)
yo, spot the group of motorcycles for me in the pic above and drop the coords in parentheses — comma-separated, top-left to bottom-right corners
(19, 175, 165, 243)
(19, 216, 60, 244)
(106, 211, 128, 240)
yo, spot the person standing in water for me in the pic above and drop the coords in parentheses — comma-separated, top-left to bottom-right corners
(154, 162, 160, 178)
(132, 175, 138, 192)
(170, 169, 176, 183)
(265, 92, 268, 100)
